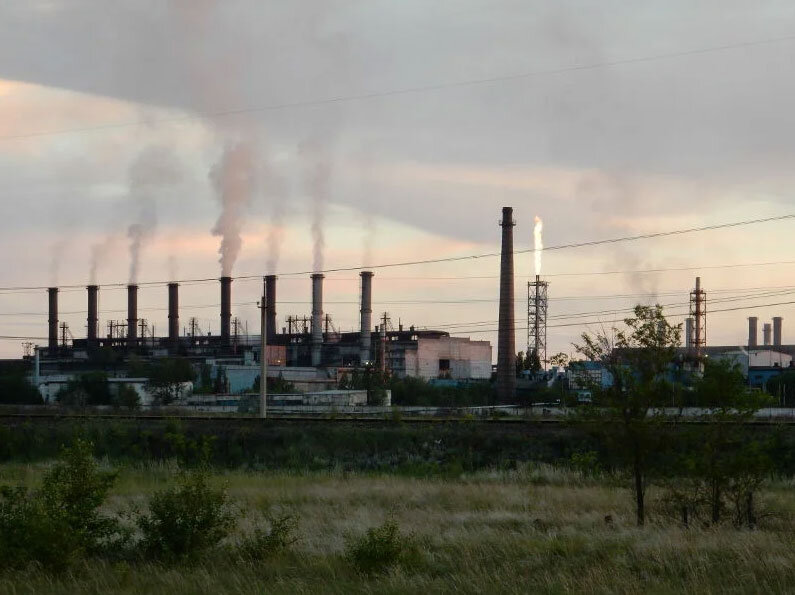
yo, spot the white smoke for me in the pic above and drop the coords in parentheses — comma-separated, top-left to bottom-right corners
(533, 215, 544, 276)
(127, 145, 181, 284)
(300, 139, 332, 273)
(210, 140, 258, 277)
(89, 233, 120, 285)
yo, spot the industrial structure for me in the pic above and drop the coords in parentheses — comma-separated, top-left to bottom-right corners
(35, 263, 492, 400)
(496, 206, 516, 403)
(527, 275, 548, 369)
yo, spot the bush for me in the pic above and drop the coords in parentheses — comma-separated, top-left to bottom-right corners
(239, 510, 298, 560)
(136, 467, 236, 560)
(0, 486, 76, 571)
(345, 518, 419, 574)
(0, 438, 123, 569)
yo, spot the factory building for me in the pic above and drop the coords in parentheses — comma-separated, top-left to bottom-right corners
(34, 270, 492, 397)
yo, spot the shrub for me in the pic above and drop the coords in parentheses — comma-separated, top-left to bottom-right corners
(345, 518, 419, 574)
(239, 511, 299, 560)
(0, 439, 123, 569)
(0, 486, 76, 571)
(136, 467, 236, 560)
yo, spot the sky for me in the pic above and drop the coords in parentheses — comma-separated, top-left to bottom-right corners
(0, 0, 794, 360)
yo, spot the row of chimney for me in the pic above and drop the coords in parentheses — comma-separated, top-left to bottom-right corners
(748, 316, 783, 348)
(45, 272, 376, 365)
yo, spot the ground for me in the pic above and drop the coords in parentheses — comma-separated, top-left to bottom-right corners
(1, 462, 794, 594)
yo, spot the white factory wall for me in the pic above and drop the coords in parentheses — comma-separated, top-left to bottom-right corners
(715, 350, 792, 377)
(413, 337, 492, 381)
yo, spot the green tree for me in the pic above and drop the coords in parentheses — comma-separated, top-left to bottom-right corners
(57, 372, 112, 407)
(766, 370, 795, 407)
(146, 358, 195, 405)
(678, 359, 773, 525)
(0, 373, 42, 405)
(575, 304, 681, 526)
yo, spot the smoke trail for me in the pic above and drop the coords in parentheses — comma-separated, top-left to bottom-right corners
(533, 216, 544, 276)
(301, 139, 332, 273)
(126, 146, 180, 284)
(210, 140, 257, 277)
(89, 234, 119, 285)
(49, 239, 67, 286)
(266, 201, 285, 274)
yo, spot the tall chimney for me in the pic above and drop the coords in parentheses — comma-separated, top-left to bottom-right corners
(127, 284, 138, 343)
(168, 282, 179, 345)
(763, 323, 772, 346)
(265, 275, 277, 343)
(497, 207, 516, 403)
(311, 273, 324, 366)
(87, 285, 98, 344)
(685, 317, 694, 350)
(360, 271, 374, 364)
(773, 316, 783, 347)
(47, 288, 58, 351)
(220, 276, 232, 343)
(748, 317, 758, 348)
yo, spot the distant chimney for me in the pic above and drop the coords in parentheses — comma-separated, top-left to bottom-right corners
(311, 274, 324, 366)
(47, 288, 58, 351)
(220, 276, 232, 343)
(685, 317, 694, 350)
(773, 316, 783, 347)
(87, 285, 99, 344)
(265, 275, 277, 343)
(748, 317, 758, 348)
(168, 283, 179, 346)
(360, 271, 374, 364)
(497, 207, 516, 403)
(127, 284, 138, 343)
(763, 323, 772, 346)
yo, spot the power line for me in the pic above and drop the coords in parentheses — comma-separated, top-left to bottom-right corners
(3, 34, 795, 142)
(0, 214, 792, 293)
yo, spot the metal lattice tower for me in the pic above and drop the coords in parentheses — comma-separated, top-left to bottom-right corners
(689, 276, 707, 356)
(527, 275, 549, 369)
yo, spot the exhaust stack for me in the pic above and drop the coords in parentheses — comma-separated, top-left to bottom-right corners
(220, 276, 232, 343)
(127, 284, 138, 343)
(360, 271, 374, 364)
(87, 285, 98, 344)
(168, 283, 179, 345)
(311, 273, 324, 366)
(748, 317, 758, 348)
(773, 316, 783, 347)
(47, 288, 58, 351)
(763, 323, 772, 346)
(497, 207, 516, 403)
(685, 317, 694, 350)
(265, 275, 277, 343)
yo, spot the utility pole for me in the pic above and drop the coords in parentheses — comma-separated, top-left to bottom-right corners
(259, 283, 267, 419)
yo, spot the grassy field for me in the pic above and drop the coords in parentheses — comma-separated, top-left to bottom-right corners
(1, 462, 794, 594)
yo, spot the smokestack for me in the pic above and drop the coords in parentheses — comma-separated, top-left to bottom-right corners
(763, 323, 772, 346)
(87, 285, 98, 344)
(311, 273, 324, 366)
(685, 317, 694, 350)
(773, 317, 783, 347)
(360, 271, 373, 364)
(47, 288, 58, 351)
(497, 207, 516, 403)
(748, 317, 758, 348)
(220, 276, 232, 343)
(168, 283, 179, 345)
(265, 275, 277, 343)
(127, 284, 138, 343)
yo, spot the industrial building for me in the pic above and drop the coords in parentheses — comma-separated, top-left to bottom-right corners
(33, 269, 492, 399)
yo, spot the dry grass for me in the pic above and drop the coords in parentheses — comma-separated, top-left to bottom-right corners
(0, 462, 794, 593)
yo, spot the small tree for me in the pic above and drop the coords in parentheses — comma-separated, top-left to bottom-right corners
(575, 304, 681, 526)
(146, 358, 195, 405)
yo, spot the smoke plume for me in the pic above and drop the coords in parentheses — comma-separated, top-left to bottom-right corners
(126, 146, 181, 284)
(48, 239, 68, 286)
(301, 139, 332, 273)
(533, 215, 544, 276)
(210, 140, 258, 277)
(266, 201, 285, 274)
(89, 233, 119, 285)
